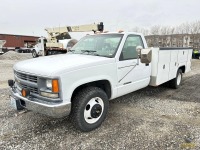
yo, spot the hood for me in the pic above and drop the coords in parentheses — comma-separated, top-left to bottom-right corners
(14, 54, 115, 77)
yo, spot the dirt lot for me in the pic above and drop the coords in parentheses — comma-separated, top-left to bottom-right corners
(1, 52, 200, 149)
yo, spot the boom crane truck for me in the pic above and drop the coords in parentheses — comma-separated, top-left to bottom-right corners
(32, 22, 104, 58)
(0, 40, 6, 55)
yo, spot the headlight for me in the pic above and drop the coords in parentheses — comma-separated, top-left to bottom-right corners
(40, 79, 60, 99)
(45, 79, 59, 93)
(46, 79, 52, 89)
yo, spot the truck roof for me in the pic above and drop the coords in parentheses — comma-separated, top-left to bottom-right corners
(94, 32, 144, 36)
(87, 31, 147, 48)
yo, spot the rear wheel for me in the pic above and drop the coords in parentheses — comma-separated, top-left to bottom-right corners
(70, 87, 109, 132)
(169, 69, 182, 89)
(32, 50, 38, 58)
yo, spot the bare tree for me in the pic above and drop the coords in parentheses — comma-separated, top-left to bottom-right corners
(131, 27, 141, 33)
(131, 20, 200, 48)
(150, 25, 161, 35)
(140, 28, 149, 36)
(190, 21, 200, 49)
(149, 25, 161, 47)
(168, 27, 175, 47)
(160, 26, 171, 47)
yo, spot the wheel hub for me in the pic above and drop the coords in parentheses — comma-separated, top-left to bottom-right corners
(91, 104, 102, 118)
(177, 73, 182, 85)
(84, 97, 104, 124)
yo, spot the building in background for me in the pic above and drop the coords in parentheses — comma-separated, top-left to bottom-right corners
(0, 34, 39, 50)
(145, 34, 200, 50)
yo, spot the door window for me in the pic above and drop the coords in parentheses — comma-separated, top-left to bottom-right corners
(120, 35, 144, 60)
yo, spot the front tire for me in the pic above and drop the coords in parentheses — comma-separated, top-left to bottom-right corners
(169, 69, 182, 89)
(32, 50, 38, 58)
(70, 87, 109, 132)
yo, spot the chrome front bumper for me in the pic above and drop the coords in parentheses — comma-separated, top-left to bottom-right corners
(10, 88, 71, 118)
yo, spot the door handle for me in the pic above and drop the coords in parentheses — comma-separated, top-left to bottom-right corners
(163, 65, 165, 69)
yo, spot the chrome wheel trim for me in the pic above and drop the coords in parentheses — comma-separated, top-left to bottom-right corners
(84, 97, 104, 124)
(177, 72, 182, 85)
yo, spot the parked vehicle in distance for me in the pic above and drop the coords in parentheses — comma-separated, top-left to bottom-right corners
(192, 49, 200, 59)
(9, 32, 192, 132)
(0, 40, 6, 55)
(15, 46, 34, 53)
(32, 22, 104, 58)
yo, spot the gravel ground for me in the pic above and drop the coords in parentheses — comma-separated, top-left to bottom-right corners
(0, 54, 200, 150)
(0, 52, 32, 89)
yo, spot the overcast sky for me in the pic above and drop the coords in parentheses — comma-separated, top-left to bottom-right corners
(0, 0, 199, 37)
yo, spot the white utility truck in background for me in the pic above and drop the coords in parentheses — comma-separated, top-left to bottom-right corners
(32, 22, 104, 58)
(9, 32, 192, 132)
(0, 40, 6, 55)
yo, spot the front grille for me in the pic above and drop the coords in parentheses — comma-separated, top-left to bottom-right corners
(17, 82, 39, 94)
(14, 71, 37, 83)
(14, 70, 39, 94)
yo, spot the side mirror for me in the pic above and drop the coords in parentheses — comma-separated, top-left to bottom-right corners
(140, 48, 152, 64)
(136, 46, 143, 57)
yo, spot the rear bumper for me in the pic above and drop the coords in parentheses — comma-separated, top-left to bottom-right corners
(10, 88, 71, 118)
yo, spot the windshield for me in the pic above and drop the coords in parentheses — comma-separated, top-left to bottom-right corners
(69, 34, 123, 57)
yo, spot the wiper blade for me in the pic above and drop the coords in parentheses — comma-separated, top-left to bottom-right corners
(93, 53, 100, 56)
(68, 49, 75, 53)
(81, 50, 97, 53)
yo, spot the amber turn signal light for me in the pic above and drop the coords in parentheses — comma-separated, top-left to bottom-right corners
(52, 79, 59, 93)
(21, 88, 30, 97)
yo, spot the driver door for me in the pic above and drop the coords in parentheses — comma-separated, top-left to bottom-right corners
(116, 35, 151, 97)
(37, 39, 44, 51)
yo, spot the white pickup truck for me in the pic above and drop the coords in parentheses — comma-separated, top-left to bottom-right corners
(9, 32, 192, 132)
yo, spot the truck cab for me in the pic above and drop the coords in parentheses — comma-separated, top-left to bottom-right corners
(9, 32, 192, 132)
(32, 37, 47, 57)
(0, 40, 6, 55)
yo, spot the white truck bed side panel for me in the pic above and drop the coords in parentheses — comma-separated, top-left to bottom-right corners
(178, 50, 188, 63)
(156, 50, 171, 85)
(150, 49, 171, 86)
(150, 48, 192, 86)
(185, 50, 193, 73)
(169, 50, 179, 80)
(150, 48, 159, 77)
(177, 49, 192, 73)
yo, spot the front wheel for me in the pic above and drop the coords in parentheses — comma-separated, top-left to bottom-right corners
(70, 87, 109, 132)
(169, 69, 182, 89)
(32, 50, 38, 58)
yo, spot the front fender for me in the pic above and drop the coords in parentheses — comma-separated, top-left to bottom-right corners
(68, 75, 116, 101)
(59, 62, 118, 102)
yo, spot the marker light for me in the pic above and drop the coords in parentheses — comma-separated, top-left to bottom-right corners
(52, 79, 59, 93)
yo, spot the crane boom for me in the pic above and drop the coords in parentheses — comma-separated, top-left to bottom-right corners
(45, 22, 103, 33)
(44, 22, 104, 44)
